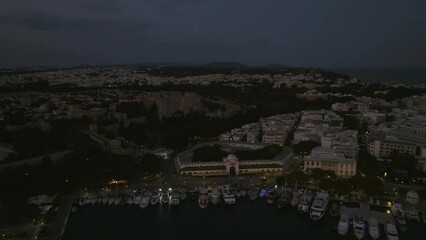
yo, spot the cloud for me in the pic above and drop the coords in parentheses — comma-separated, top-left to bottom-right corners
(0, 12, 151, 33)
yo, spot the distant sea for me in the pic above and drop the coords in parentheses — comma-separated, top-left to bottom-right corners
(330, 68, 426, 85)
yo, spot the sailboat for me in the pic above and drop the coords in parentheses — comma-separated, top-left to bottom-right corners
(290, 181, 303, 207)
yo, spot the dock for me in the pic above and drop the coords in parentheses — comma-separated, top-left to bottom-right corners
(340, 201, 395, 224)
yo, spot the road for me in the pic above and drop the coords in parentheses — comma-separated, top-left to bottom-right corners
(46, 195, 74, 240)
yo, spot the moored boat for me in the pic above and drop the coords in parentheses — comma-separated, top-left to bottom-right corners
(179, 189, 187, 201)
(161, 189, 170, 204)
(151, 191, 160, 205)
(78, 195, 87, 206)
(221, 184, 236, 205)
(353, 215, 365, 240)
(329, 202, 340, 217)
(309, 191, 329, 220)
(266, 187, 276, 204)
(140, 191, 152, 209)
(384, 222, 399, 240)
(391, 204, 407, 232)
(258, 185, 267, 198)
(337, 213, 349, 236)
(405, 207, 420, 221)
(127, 194, 136, 205)
(368, 217, 380, 240)
(210, 187, 221, 205)
(297, 189, 314, 214)
(170, 189, 180, 206)
(198, 187, 209, 209)
(249, 187, 258, 201)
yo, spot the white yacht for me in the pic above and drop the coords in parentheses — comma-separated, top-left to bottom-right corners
(384, 222, 399, 240)
(151, 191, 160, 205)
(368, 217, 380, 240)
(140, 191, 152, 209)
(198, 187, 209, 209)
(221, 185, 236, 205)
(309, 192, 329, 220)
(337, 213, 349, 236)
(210, 187, 221, 205)
(353, 215, 366, 240)
(298, 189, 314, 214)
(161, 189, 170, 204)
(170, 189, 180, 206)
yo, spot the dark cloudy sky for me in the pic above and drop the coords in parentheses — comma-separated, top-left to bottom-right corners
(1, 0, 425, 68)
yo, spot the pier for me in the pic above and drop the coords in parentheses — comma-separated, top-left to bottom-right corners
(340, 201, 395, 224)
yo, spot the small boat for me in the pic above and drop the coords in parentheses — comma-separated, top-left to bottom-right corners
(127, 194, 136, 205)
(384, 222, 399, 240)
(329, 202, 340, 217)
(297, 189, 314, 214)
(91, 196, 97, 205)
(290, 189, 303, 207)
(97, 196, 103, 204)
(140, 191, 152, 209)
(337, 213, 349, 236)
(78, 196, 87, 206)
(161, 190, 170, 204)
(290, 181, 302, 207)
(368, 217, 380, 240)
(405, 207, 420, 221)
(249, 187, 258, 201)
(210, 187, 221, 205)
(102, 195, 109, 205)
(151, 191, 160, 205)
(198, 187, 209, 209)
(247, 188, 253, 197)
(266, 187, 276, 204)
(391, 203, 407, 232)
(134, 193, 142, 205)
(179, 190, 187, 201)
(108, 196, 115, 205)
(114, 196, 122, 205)
(258, 185, 267, 198)
(353, 215, 366, 240)
(241, 188, 247, 197)
(234, 187, 242, 198)
(422, 210, 426, 225)
(276, 186, 291, 208)
(170, 189, 180, 206)
(221, 184, 236, 205)
(309, 192, 329, 220)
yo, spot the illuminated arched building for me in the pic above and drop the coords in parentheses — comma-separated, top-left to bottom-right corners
(175, 142, 294, 177)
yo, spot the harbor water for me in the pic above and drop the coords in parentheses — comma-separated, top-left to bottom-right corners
(63, 197, 426, 240)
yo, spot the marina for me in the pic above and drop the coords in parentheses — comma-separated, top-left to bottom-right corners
(65, 185, 426, 240)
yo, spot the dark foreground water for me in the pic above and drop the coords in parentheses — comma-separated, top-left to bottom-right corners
(64, 198, 426, 240)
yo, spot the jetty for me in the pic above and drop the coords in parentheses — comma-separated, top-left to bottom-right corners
(340, 201, 395, 224)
